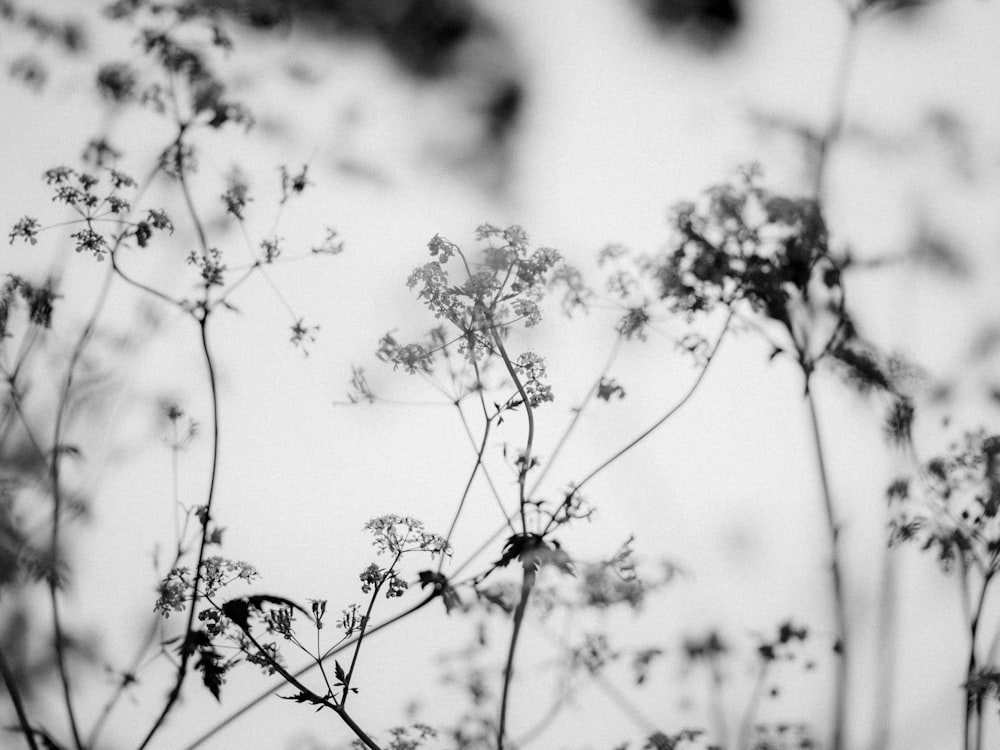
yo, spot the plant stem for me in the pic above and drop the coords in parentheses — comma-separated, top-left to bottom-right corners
(335, 707, 384, 750)
(498, 567, 535, 750)
(182, 591, 440, 750)
(737, 661, 771, 750)
(866, 545, 898, 750)
(237, 626, 384, 750)
(964, 571, 991, 750)
(814, 9, 859, 202)
(527, 337, 622, 498)
(137, 314, 220, 750)
(0, 644, 40, 750)
(48, 265, 115, 750)
(485, 314, 534, 533)
(441, 414, 493, 559)
(804, 377, 847, 750)
(541, 311, 732, 537)
(341, 558, 398, 707)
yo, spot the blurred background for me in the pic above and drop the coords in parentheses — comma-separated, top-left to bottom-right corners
(2, 0, 1000, 748)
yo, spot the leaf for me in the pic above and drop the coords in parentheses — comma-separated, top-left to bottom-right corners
(51, 444, 83, 460)
(194, 644, 226, 701)
(496, 533, 575, 575)
(334, 660, 347, 685)
(280, 690, 319, 705)
(418, 569, 463, 613)
(178, 628, 212, 659)
(221, 598, 252, 630)
(477, 587, 514, 614)
(829, 345, 892, 393)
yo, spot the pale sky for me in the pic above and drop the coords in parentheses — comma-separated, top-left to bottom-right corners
(3, 1, 1000, 749)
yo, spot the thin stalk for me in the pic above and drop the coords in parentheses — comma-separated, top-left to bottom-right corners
(340, 557, 398, 707)
(451, 398, 514, 536)
(485, 315, 534, 533)
(541, 311, 732, 537)
(137, 314, 220, 750)
(236, 627, 383, 750)
(498, 567, 535, 750)
(109, 253, 185, 310)
(440, 415, 493, 562)
(814, 10, 859, 202)
(964, 571, 991, 750)
(737, 661, 771, 750)
(804, 378, 847, 750)
(708, 656, 729, 750)
(0, 644, 41, 750)
(866, 545, 898, 750)
(86, 617, 159, 748)
(335, 707, 384, 750)
(527, 337, 622, 498)
(47, 264, 115, 750)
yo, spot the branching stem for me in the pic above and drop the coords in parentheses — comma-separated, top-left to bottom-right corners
(183, 591, 439, 749)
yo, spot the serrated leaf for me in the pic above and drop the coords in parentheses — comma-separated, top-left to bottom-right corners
(334, 660, 347, 685)
(194, 645, 225, 701)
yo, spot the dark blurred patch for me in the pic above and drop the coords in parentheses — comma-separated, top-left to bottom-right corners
(971, 325, 1000, 363)
(288, 0, 477, 78)
(638, 0, 741, 46)
(2, 1, 87, 90)
(908, 220, 969, 278)
(861, 0, 935, 17)
(484, 80, 523, 145)
(0, 2, 87, 52)
(922, 107, 975, 182)
(218, 0, 479, 77)
(8, 54, 46, 91)
(221, 0, 523, 191)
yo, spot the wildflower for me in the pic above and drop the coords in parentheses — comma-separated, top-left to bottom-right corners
(359, 563, 381, 594)
(96, 62, 137, 102)
(43, 166, 74, 185)
(9, 216, 41, 245)
(71, 228, 108, 259)
(146, 208, 173, 231)
(221, 180, 251, 219)
(311, 227, 344, 255)
(280, 164, 311, 201)
(260, 236, 282, 263)
(154, 567, 190, 616)
(109, 169, 136, 189)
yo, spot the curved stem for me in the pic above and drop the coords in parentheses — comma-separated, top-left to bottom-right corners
(441, 414, 493, 560)
(48, 263, 116, 750)
(527, 336, 622, 498)
(498, 567, 535, 750)
(541, 311, 732, 538)
(450, 398, 515, 539)
(485, 315, 534, 533)
(340, 557, 398, 707)
(137, 314, 220, 749)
